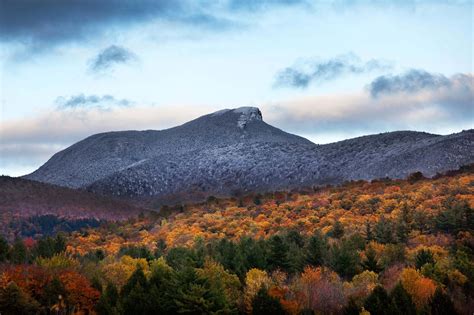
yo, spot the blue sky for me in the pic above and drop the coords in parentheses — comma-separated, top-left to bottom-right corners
(0, 0, 473, 176)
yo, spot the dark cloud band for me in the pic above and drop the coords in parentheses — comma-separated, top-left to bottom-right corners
(0, 0, 309, 49)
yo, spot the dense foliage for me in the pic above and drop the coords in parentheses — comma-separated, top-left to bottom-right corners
(1, 169, 473, 314)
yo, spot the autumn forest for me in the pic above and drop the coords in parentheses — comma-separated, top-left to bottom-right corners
(0, 166, 473, 314)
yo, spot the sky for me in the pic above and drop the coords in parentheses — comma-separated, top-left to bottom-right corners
(0, 0, 473, 176)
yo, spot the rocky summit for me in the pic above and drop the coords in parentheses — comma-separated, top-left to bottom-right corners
(25, 107, 474, 204)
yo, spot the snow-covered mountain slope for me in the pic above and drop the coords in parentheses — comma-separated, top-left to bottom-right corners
(25, 107, 474, 203)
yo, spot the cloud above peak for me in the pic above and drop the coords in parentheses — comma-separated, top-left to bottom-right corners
(274, 54, 392, 88)
(89, 45, 137, 73)
(55, 94, 132, 110)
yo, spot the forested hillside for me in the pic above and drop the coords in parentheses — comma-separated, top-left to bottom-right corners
(0, 176, 148, 240)
(1, 167, 473, 314)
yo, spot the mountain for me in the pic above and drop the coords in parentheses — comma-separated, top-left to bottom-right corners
(25, 107, 474, 204)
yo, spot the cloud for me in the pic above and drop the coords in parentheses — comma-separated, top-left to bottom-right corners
(0, 0, 306, 50)
(55, 94, 132, 110)
(0, 0, 239, 50)
(1, 0, 469, 51)
(369, 69, 471, 97)
(267, 72, 473, 135)
(228, 0, 308, 11)
(88, 45, 137, 73)
(274, 54, 392, 88)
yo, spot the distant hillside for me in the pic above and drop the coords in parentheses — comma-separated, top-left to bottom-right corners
(25, 107, 474, 204)
(0, 176, 147, 221)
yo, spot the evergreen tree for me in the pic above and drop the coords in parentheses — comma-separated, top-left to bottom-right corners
(284, 230, 305, 248)
(10, 238, 27, 264)
(96, 283, 119, 315)
(267, 235, 290, 271)
(43, 277, 66, 310)
(118, 245, 153, 260)
(375, 216, 394, 244)
(166, 247, 197, 270)
(193, 237, 206, 268)
(251, 287, 286, 315)
(415, 249, 435, 270)
(148, 259, 179, 314)
(361, 246, 381, 273)
(0, 236, 9, 262)
(342, 298, 360, 315)
(287, 245, 305, 274)
(173, 267, 229, 314)
(306, 231, 328, 267)
(395, 220, 409, 244)
(91, 276, 103, 293)
(364, 286, 394, 315)
(400, 202, 411, 224)
(155, 239, 167, 258)
(365, 221, 373, 242)
(435, 198, 473, 233)
(216, 238, 247, 278)
(0, 282, 40, 315)
(53, 234, 66, 253)
(121, 280, 151, 315)
(32, 235, 66, 259)
(330, 221, 345, 239)
(121, 268, 148, 298)
(390, 283, 416, 315)
(238, 237, 267, 272)
(428, 288, 458, 315)
(330, 240, 360, 278)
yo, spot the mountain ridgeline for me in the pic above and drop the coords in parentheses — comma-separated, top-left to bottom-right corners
(25, 107, 474, 204)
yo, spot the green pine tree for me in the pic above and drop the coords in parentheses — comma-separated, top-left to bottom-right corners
(10, 238, 27, 264)
(428, 288, 458, 315)
(415, 249, 435, 270)
(390, 283, 416, 315)
(330, 221, 345, 239)
(0, 282, 40, 315)
(342, 298, 360, 315)
(364, 286, 394, 315)
(361, 246, 381, 273)
(268, 235, 290, 271)
(96, 283, 119, 315)
(306, 231, 328, 267)
(375, 216, 394, 244)
(251, 287, 286, 315)
(0, 236, 9, 262)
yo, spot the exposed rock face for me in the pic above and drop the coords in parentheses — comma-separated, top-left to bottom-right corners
(25, 107, 474, 203)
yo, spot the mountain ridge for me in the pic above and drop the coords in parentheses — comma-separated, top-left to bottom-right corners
(24, 107, 474, 204)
